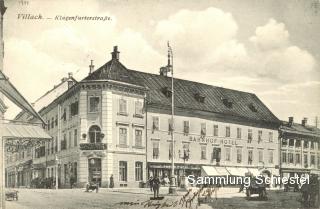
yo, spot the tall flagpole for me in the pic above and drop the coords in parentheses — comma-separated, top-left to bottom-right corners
(168, 42, 177, 194)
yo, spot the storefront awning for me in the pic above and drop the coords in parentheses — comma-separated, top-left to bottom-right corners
(215, 167, 230, 176)
(3, 123, 51, 139)
(201, 166, 220, 176)
(226, 167, 247, 176)
(237, 167, 249, 176)
(247, 168, 260, 176)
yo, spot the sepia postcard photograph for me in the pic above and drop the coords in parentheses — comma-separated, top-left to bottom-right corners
(0, 0, 320, 208)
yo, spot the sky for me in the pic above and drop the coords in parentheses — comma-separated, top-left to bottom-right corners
(3, 0, 320, 125)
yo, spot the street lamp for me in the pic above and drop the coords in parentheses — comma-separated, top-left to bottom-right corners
(178, 149, 190, 189)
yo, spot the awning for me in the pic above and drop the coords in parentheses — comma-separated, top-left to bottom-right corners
(3, 123, 51, 139)
(201, 166, 220, 176)
(237, 167, 249, 176)
(247, 168, 260, 176)
(215, 167, 230, 176)
(0, 70, 46, 124)
(226, 167, 247, 176)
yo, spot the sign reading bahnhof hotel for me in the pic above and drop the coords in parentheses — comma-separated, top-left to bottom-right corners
(189, 136, 239, 146)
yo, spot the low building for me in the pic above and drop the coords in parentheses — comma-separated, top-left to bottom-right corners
(279, 117, 320, 178)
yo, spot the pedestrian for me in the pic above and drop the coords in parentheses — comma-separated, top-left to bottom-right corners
(149, 176, 154, 192)
(109, 174, 114, 188)
(152, 176, 160, 198)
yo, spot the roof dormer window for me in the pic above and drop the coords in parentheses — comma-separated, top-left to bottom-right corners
(248, 103, 258, 112)
(161, 87, 172, 98)
(194, 93, 205, 103)
(222, 98, 233, 108)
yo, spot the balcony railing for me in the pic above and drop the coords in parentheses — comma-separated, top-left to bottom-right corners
(80, 143, 107, 150)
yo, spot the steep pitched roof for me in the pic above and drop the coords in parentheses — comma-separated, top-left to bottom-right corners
(82, 56, 279, 125)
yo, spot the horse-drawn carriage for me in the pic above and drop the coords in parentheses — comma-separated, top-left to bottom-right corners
(300, 174, 319, 208)
(5, 190, 18, 201)
(246, 177, 267, 200)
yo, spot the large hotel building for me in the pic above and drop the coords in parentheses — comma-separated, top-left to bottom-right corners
(5, 46, 297, 188)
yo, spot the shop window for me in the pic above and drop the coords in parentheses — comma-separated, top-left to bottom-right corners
(268, 150, 273, 164)
(119, 161, 127, 182)
(152, 142, 159, 159)
(237, 148, 242, 163)
(295, 153, 301, 164)
(247, 129, 252, 143)
(135, 101, 143, 116)
(281, 152, 287, 163)
(135, 162, 143, 181)
(89, 96, 100, 113)
(200, 123, 206, 136)
(258, 150, 263, 163)
(225, 126, 230, 137)
(213, 125, 219, 137)
(119, 98, 127, 115)
(248, 150, 253, 165)
(258, 130, 262, 143)
(268, 132, 273, 142)
(225, 147, 231, 161)
(183, 121, 189, 135)
(135, 129, 142, 147)
(89, 125, 101, 143)
(201, 145, 206, 160)
(119, 128, 127, 146)
(70, 101, 79, 116)
(152, 116, 159, 133)
(237, 128, 241, 139)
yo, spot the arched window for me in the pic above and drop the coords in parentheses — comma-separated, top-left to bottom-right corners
(88, 125, 101, 143)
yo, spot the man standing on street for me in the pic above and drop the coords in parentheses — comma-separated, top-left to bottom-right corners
(152, 176, 160, 199)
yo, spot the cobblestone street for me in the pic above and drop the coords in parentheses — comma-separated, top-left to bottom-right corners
(5, 187, 306, 209)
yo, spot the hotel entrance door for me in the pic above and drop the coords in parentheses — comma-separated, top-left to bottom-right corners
(88, 158, 101, 186)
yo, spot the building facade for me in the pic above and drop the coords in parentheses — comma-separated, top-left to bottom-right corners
(6, 46, 282, 188)
(279, 117, 320, 178)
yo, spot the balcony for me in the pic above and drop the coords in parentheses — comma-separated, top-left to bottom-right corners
(80, 143, 107, 150)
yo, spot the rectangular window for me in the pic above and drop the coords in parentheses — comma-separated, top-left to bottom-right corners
(48, 120, 50, 130)
(304, 154, 308, 167)
(237, 148, 242, 163)
(119, 161, 127, 182)
(51, 140, 54, 154)
(303, 141, 309, 149)
(237, 128, 241, 139)
(201, 145, 206, 160)
(74, 129, 78, 147)
(268, 150, 273, 164)
(152, 142, 159, 159)
(295, 140, 301, 148)
(282, 152, 287, 163)
(69, 131, 72, 149)
(168, 118, 173, 133)
(258, 130, 262, 143)
(248, 150, 253, 165)
(288, 153, 294, 163)
(89, 96, 100, 113)
(62, 108, 67, 121)
(268, 132, 273, 142)
(135, 162, 143, 181)
(213, 125, 218, 137)
(282, 138, 288, 147)
(119, 128, 127, 146)
(51, 117, 54, 128)
(119, 98, 127, 115)
(295, 153, 301, 164)
(55, 137, 58, 152)
(61, 134, 67, 150)
(225, 126, 230, 137)
(135, 101, 143, 116)
(247, 129, 252, 143)
(311, 154, 315, 165)
(201, 123, 206, 136)
(152, 116, 159, 132)
(258, 150, 263, 163)
(225, 147, 231, 161)
(135, 129, 142, 147)
(183, 121, 189, 135)
(311, 141, 314, 149)
(289, 139, 294, 147)
(55, 115, 58, 126)
(318, 154, 320, 169)
(70, 101, 79, 116)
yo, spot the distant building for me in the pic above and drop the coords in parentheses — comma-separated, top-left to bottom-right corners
(279, 117, 320, 178)
(6, 46, 281, 188)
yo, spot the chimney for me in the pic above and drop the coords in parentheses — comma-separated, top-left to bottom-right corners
(288, 117, 294, 126)
(111, 46, 120, 60)
(68, 72, 73, 78)
(89, 60, 94, 75)
(302, 117, 308, 126)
